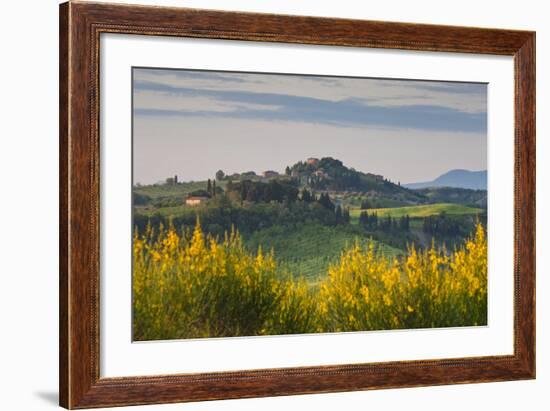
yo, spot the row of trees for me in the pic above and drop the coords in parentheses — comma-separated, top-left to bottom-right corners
(335, 205, 351, 225)
(360, 199, 373, 210)
(358, 210, 477, 238)
(134, 200, 348, 240)
(423, 212, 462, 237)
(358, 211, 410, 232)
(227, 179, 300, 204)
(298, 189, 350, 224)
(224, 183, 353, 226)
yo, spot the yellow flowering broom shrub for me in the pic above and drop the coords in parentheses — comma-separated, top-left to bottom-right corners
(133, 220, 487, 340)
(319, 223, 487, 331)
(133, 220, 319, 340)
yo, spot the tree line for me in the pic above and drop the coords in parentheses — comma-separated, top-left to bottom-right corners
(422, 212, 462, 237)
(358, 211, 410, 232)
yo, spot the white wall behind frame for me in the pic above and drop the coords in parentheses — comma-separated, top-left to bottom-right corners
(0, 1, 547, 411)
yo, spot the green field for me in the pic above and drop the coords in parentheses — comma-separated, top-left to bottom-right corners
(244, 223, 402, 283)
(350, 203, 483, 220)
(134, 180, 227, 200)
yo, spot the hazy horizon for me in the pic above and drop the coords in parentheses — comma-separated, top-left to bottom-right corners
(133, 152, 487, 186)
(133, 68, 487, 185)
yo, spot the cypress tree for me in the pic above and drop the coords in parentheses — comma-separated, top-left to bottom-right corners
(335, 205, 343, 224)
(359, 211, 368, 226)
(343, 207, 350, 224)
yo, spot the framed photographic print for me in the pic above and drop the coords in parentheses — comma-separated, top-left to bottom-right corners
(59, 1, 535, 409)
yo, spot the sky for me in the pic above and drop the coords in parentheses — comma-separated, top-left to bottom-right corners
(133, 68, 487, 185)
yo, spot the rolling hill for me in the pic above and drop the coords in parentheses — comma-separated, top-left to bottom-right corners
(413, 186, 487, 208)
(351, 203, 484, 219)
(288, 157, 426, 204)
(244, 223, 402, 283)
(404, 169, 487, 190)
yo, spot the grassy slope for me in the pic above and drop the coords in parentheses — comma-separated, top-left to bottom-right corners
(350, 203, 483, 220)
(244, 223, 402, 284)
(134, 180, 227, 200)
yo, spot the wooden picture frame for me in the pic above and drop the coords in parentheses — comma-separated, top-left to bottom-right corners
(59, 1, 535, 408)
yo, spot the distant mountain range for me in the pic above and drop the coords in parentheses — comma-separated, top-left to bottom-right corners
(404, 169, 487, 190)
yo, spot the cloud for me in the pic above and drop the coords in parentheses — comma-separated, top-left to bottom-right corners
(137, 68, 252, 84)
(134, 90, 280, 114)
(133, 68, 487, 133)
